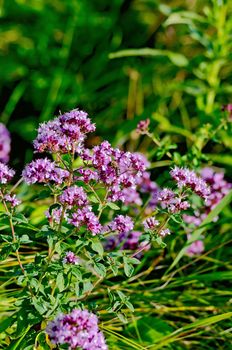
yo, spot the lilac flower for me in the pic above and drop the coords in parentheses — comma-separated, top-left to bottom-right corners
(201, 167, 231, 210)
(158, 188, 175, 202)
(69, 207, 102, 235)
(78, 168, 98, 183)
(121, 187, 142, 206)
(22, 158, 69, 185)
(34, 109, 95, 154)
(170, 166, 210, 200)
(46, 309, 108, 350)
(109, 215, 134, 234)
(63, 251, 79, 265)
(186, 239, 204, 257)
(0, 123, 11, 163)
(80, 142, 147, 204)
(160, 228, 171, 237)
(183, 168, 231, 228)
(4, 194, 21, 207)
(0, 162, 15, 184)
(143, 217, 160, 231)
(45, 207, 64, 225)
(59, 186, 88, 207)
(136, 119, 150, 134)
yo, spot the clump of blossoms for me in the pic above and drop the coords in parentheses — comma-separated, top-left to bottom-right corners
(0, 162, 15, 184)
(0, 123, 11, 163)
(23, 158, 69, 184)
(46, 309, 108, 350)
(79, 141, 147, 203)
(33, 109, 95, 154)
(170, 166, 210, 200)
(183, 167, 231, 256)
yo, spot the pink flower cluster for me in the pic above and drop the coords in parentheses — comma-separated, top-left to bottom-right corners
(107, 215, 134, 234)
(80, 141, 147, 203)
(46, 309, 108, 350)
(0, 123, 11, 163)
(63, 251, 79, 265)
(0, 162, 15, 184)
(59, 186, 102, 235)
(136, 119, 150, 134)
(170, 166, 210, 200)
(4, 194, 21, 207)
(143, 216, 171, 237)
(22, 158, 69, 185)
(184, 168, 231, 227)
(184, 167, 231, 256)
(34, 109, 95, 154)
(158, 188, 190, 213)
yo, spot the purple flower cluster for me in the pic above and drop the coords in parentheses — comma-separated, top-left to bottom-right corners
(45, 207, 64, 225)
(136, 119, 150, 134)
(22, 158, 69, 185)
(0, 123, 11, 163)
(80, 141, 147, 203)
(170, 166, 210, 200)
(4, 194, 21, 207)
(186, 239, 204, 257)
(183, 167, 231, 227)
(201, 168, 231, 210)
(69, 207, 102, 235)
(158, 188, 190, 213)
(184, 167, 231, 256)
(160, 228, 171, 237)
(58, 186, 101, 234)
(46, 309, 108, 350)
(63, 251, 79, 265)
(34, 109, 95, 154)
(0, 162, 15, 184)
(143, 216, 160, 230)
(108, 215, 134, 234)
(59, 186, 88, 207)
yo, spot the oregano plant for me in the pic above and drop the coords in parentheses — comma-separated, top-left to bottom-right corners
(0, 108, 231, 349)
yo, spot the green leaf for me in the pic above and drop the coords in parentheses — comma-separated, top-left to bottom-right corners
(127, 317, 173, 344)
(117, 312, 128, 324)
(94, 262, 106, 277)
(56, 272, 65, 292)
(32, 298, 48, 315)
(0, 315, 15, 332)
(123, 257, 134, 277)
(168, 190, 232, 271)
(109, 48, 188, 67)
(13, 213, 28, 224)
(107, 202, 120, 210)
(91, 239, 104, 257)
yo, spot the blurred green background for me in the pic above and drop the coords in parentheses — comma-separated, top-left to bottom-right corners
(0, 0, 232, 168)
